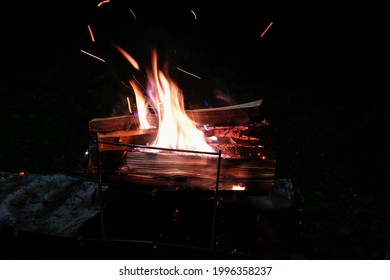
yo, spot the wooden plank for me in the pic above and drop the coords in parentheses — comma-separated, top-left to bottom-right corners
(89, 99, 263, 133)
(186, 99, 262, 125)
(96, 129, 157, 151)
(109, 174, 276, 194)
(89, 115, 157, 133)
(107, 150, 276, 192)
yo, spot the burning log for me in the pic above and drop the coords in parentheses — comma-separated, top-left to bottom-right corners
(89, 115, 156, 133)
(186, 99, 263, 126)
(112, 149, 276, 192)
(89, 99, 268, 152)
(85, 99, 276, 195)
(89, 99, 263, 133)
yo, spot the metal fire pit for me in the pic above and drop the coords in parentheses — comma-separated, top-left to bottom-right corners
(78, 100, 300, 258)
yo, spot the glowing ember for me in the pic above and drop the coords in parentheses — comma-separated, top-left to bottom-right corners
(231, 183, 246, 191)
(120, 47, 215, 154)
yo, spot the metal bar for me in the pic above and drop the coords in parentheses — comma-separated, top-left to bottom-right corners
(210, 149, 222, 249)
(98, 140, 219, 156)
(96, 139, 106, 239)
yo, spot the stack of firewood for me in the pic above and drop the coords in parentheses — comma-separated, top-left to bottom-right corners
(85, 99, 276, 194)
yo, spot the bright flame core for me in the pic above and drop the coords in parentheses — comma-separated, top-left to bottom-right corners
(124, 48, 215, 153)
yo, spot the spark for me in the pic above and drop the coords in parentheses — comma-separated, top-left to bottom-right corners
(176, 67, 201, 79)
(87, 24, 95, 42)
(129, 9, 137, 21)
(260, 21, 273, 38)
(115, 45, 140, 70)
(80, 49, 105, 62)
(132, 74, 146, 92)
(97, 0, 110, 8)
(127, 97, 133, 114)
(190, 10, 197, 20)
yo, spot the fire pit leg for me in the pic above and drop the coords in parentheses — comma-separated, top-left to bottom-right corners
(96, 140, 106, 239)
(210, 150, 222, 249)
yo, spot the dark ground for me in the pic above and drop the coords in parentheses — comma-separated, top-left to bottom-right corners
(1, 1, 390, 259)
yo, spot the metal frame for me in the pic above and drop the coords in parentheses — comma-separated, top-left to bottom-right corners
(95, 139, 222, 249)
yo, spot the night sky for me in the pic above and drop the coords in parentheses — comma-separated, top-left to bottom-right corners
(1, 1, 390, 259)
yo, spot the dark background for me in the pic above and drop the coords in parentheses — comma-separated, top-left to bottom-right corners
(1, 1, 389, 259)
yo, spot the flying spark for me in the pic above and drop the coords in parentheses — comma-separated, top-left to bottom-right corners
(129, 9, 137, 21)
(127, 97, 133, 114)
(176, 67, 201, 79)
(80, 50, 105, 62)
(260, 21, 273, 37)
(190, 10, 197, 20)
(87, 25, 95, 42)
(132, 74, 146, 92)
(97, 0, 110, 8)
(115, 45, 140, 70)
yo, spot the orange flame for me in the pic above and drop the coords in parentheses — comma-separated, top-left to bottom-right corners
(119, 47, 215, 153)
(129, 79, 151, 129)
(144, 50, 215, 153)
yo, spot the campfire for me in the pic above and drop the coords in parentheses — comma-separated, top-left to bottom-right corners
(74, 7, 297, 258)
(84, 47, 276, 194)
